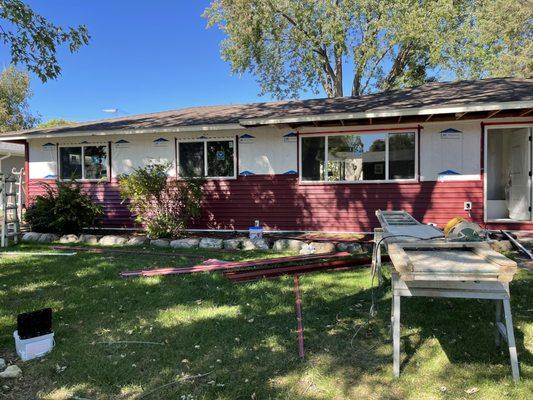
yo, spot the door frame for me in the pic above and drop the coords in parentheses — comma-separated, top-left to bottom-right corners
(484, 124, 533, 223)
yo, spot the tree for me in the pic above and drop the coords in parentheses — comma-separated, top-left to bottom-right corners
(0, 66, 38, 132)
(0, 0, 89, 82)
(38, 118, 75, 128)
(204, 0, 533, 99)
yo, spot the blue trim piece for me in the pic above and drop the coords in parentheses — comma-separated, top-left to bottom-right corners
(240, 133, 255, 139)
(42, 142, 55, 147)
(283, 170, 298, 175)
(115, 139, 130, 144)
(239, 170, 256, 176)
(438, 169, 461, 175)
(153, 137, 169, 143)
(80, 140, 89, 144)
(440, 128, 463, 134)
(44, 174, 57, 179)
(197, 135, 208, 139)
(283, 132, 297, 137)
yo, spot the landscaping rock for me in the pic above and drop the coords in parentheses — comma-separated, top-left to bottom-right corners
(0, 365, 21, 379)
(21, 232, 41, 242)
(59, 234, 78, 244)
(336, 242, 363, 253)
(199, 238, 224, 249)
(242, 238, 270, 251)
(125, 236, 148, 246)
(37, 233, 59, 243)
(0, 358, 5, 370)
(99, 235, 127, 246)
(223, 238, 243, 250)
(490, 240, 513, 253)
(309, 241, 336, 254)
(78, 234, 99, 245)
(299, 243, 315, 255)
(272, 239, 304, 252)
(151, 239, 170, 248)
(170, 238, 200, 249)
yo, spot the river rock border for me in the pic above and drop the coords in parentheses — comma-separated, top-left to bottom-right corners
(21, 232, 371, 254)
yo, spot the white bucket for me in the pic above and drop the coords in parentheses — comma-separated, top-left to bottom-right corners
(13, 330, 54, 361)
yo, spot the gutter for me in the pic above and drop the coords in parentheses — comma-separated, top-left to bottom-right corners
(0, 123, 245, 141)
(238, 100, 533, 126)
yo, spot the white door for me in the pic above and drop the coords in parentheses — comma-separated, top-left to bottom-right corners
(507, 129, 531, 221)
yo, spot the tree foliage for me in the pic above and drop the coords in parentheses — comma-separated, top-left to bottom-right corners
(0, 0, 90, 82)
(0, 66, 38, 132)
(38, 118, 75, 128)
(204, 0, 533, 98)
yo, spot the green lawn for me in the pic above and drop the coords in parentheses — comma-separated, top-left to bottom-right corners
(0, 243, 531, 399)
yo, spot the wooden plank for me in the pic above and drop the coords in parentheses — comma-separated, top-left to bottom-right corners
(121, 252, 352, 277)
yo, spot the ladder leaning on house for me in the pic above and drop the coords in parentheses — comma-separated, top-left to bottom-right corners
(0, 168, 24, 247)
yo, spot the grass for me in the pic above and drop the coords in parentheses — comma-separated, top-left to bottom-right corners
(0, 243, 531, 400)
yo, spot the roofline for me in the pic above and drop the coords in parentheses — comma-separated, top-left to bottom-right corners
(239, 100, 533, 126)
(0, 123, 245, 141)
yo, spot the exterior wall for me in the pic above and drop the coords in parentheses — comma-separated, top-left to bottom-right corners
(25, 116, 533, 232)
(0, 155, 24, 175)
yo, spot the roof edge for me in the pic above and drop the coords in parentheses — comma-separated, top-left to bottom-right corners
(239, 100, 533, 126)
(0, 123, 245, 141)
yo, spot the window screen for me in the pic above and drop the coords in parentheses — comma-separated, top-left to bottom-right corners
(179, 142, 205, 177)
(83, 146, 108, 180)
(388, 132, 415, 179)
(301, 136, 325, 181)
(60, 147, 82, 180)
(207, 140, 234, 177)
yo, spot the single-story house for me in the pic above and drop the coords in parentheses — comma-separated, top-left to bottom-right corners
(0, 77, 532, 233)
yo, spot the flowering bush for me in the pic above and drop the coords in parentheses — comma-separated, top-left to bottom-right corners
(118, 164, 204, 238)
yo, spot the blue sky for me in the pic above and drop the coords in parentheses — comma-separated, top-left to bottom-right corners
(1, 1, 319, 123)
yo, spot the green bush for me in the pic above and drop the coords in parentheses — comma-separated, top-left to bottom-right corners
(25, 180, 104, 234)
(118, 163, 204, 238)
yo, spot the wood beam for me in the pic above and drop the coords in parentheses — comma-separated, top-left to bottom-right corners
(425, 114, 433, 122)
(455, 112, 468, 120)
(487, 109, 501, 119)
(519, 108, 533, 117)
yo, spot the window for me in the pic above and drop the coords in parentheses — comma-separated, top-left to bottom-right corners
(300, 131, 416, 182)
(178, 139, 235, 178)
(59, 145, 108, 180)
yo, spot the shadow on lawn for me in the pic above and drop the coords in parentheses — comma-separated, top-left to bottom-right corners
(0, 250, 531, 399)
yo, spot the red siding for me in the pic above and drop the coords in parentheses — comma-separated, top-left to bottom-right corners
(28, 175, 527, 232)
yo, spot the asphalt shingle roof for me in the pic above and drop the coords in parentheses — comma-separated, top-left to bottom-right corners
(1, 77, 531, 137)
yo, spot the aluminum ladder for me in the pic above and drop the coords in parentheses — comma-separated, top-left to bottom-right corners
(1, 173, 21, 247)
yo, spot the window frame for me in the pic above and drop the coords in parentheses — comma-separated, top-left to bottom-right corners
(298, 130, 418, 184)
(176, 137, 237, 180)
(58, 144, 110, 182)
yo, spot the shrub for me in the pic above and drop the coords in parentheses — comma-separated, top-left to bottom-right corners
(118, 163, 204, 238)
(25, 180, 104, 234)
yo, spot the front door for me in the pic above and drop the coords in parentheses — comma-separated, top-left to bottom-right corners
(507, 129, 531, 220)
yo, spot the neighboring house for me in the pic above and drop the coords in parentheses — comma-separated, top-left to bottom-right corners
(0, 77, 532, 233)
(0, 142, 24, 175)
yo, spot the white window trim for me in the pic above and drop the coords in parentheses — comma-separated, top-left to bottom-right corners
(298, 130, 418, 184)
(176, 137, 237, 180)
(58, 144, 110, 182)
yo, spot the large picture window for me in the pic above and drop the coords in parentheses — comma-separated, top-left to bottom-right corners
(300, 131, 416, 182)
(59, 145, 108, 180)
(178, 139, 235, 178)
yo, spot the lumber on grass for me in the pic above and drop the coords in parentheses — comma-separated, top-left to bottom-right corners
(225, 256, 390, 282)
(52, 245, 205, 259)
(120, 251, 352, 277)
(293, 275, 305, 359)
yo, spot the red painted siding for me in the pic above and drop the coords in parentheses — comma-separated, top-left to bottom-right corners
(27, 175, 528, 232)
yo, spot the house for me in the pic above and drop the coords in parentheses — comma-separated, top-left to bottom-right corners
(0, 77, 532, 233)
